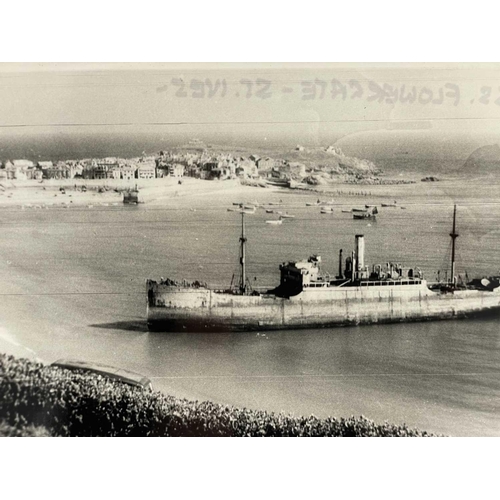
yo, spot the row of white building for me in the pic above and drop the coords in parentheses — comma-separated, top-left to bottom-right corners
(0, 152, 293, 182)
(0, 158, 185, 181)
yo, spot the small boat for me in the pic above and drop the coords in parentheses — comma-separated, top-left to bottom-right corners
(352, 208, 366, 213)
(266, 209, 274, 213)
(381, 201, 397, 208)
(353, 206, 378, 219)
(281, 212, 295, 219)
(341, 209, 351, 213)
(266, 218, 283, 225)
(320, 207, 333, 214)
(353, 212, 375, 220)
(52, 359, 152, 390)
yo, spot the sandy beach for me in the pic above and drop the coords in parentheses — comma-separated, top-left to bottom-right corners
(0, 177, 273, 209)
(2, 174, 499, 213)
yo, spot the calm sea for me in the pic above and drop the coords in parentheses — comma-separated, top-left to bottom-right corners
(0, 179, 499, 436)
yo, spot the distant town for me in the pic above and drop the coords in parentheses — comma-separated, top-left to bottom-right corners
(0, 144, 418, 186)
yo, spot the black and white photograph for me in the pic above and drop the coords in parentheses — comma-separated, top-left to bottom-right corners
(0, 61, 498, 441)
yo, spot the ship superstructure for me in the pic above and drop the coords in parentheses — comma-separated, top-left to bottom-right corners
(146, 206, 500, 331)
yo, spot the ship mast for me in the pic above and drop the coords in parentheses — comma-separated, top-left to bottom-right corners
(239, 211, 247, 294)
(450, 204, 459, 285)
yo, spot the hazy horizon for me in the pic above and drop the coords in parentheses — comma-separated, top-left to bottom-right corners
(1, 63, 500, 170)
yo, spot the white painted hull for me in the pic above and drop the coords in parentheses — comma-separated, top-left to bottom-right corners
(146, 280, 500, 331)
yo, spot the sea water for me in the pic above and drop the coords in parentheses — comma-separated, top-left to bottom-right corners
(0, 180, 499, 436)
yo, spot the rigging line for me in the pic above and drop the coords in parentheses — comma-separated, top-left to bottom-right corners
(148, 372, 500, 380)
(1, 117, 500, 128)
(0, 217, 498, 226)
(0, 292, 144, 296)
(2, 202, 500, 210)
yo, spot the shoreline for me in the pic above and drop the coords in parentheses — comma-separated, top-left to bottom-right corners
(0, 178, 275, 209)
(1, 174, 499, 209)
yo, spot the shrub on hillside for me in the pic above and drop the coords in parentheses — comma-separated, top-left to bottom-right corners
(0, 354, 437, 437)
(0, 420, 51, 437)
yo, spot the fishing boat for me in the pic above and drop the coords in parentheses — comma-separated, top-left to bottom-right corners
(353, 206, 378, 219)
(146, 206, 500, 332)
(266, 217, 283, 225)
(266, 178, 293, 188)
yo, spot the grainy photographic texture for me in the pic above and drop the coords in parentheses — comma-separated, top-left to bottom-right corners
(0, 63, 499, 436)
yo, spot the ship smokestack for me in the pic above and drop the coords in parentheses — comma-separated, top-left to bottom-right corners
(355, 235, 365, 271)
(338, 249, 343, 278)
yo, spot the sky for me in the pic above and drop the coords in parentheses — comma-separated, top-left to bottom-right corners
(1, 63, 500, 159)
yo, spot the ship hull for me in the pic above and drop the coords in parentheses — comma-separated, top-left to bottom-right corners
(146, 281, 500, 332)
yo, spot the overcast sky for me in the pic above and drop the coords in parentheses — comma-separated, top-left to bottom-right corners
(1, 63, 500, 146)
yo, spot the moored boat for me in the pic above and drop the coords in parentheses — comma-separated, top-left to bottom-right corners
(123, 186, 143, 204)
(353, 206, 378, 219)
(266, 218, 283, 225)
(381, 201, 397, 207)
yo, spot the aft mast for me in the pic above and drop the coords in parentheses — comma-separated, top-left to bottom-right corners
(239, 211, 247, 294)
(450, 204, 459, 286)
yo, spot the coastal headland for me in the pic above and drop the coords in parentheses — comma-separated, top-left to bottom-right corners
(0, 142, 463, 209)
(3, 138, 499, 210)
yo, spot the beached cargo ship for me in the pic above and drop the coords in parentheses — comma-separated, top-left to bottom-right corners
(146, 206, 500, 331)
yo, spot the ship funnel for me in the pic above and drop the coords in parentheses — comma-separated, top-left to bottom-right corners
(355, 235, 365, 271)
